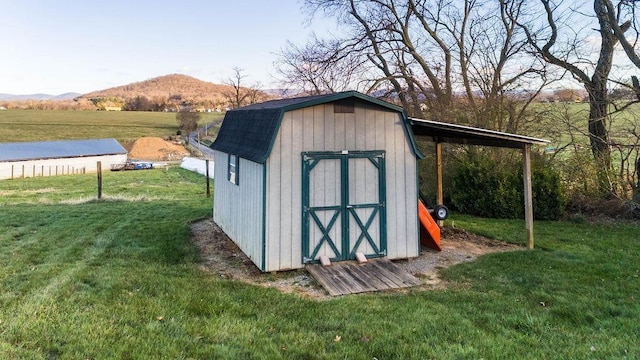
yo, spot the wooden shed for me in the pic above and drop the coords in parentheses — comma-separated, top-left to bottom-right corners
(211, 91, 423, 272)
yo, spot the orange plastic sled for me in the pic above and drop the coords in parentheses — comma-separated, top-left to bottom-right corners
(418, 199, 442, 251)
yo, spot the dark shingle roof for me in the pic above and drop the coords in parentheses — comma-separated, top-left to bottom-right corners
(0, 138, 127, 162)
(210, 91, 421, 163)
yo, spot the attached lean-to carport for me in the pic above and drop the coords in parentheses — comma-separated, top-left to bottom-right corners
(409, 118, 550, 249)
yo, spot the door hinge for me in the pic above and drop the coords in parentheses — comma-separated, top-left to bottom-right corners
(303, 257, 314, 264)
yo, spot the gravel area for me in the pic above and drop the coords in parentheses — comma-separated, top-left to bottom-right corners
(190, 218, 521, 300)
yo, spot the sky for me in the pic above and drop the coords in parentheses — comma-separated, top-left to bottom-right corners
(0, 0, 335, 95)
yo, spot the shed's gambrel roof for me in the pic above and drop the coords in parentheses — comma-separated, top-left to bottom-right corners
(0, 138, 127, 162)
(210, 91, 423, 163)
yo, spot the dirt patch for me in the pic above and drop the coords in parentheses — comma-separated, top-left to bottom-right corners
(126, 137, 190, 161)
(190, 219, 522, 299)
(396, 227, 521, 290)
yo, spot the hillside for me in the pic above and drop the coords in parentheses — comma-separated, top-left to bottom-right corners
(78, 74, 240, 109)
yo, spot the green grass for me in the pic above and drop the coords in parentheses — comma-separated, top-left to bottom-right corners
(534, 101, 640, 147)
(1, 170, 640, 358)
(0, 110, 223, 143)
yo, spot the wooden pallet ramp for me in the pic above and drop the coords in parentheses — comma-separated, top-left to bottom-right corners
(306, 258, 422, 296)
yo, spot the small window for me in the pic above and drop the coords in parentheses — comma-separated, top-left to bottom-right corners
(334, 100, 355, 113)
(228, 154, 239, 185)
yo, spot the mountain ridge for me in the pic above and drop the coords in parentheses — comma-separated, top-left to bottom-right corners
(1, 74, 271, 109)
(77, 74, 234, 106)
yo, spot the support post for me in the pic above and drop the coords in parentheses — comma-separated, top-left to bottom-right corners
(97, 161, 103, 200)
(435, 141, 444, 226)
(205, 159, 211, 197)
(523, 144, 534, 249)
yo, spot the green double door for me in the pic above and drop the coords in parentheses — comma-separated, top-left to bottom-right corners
(302, 150, 387, 264)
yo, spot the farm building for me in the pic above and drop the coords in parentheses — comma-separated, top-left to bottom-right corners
(211, 91, 423, 272)
(0, 138, 127, 180)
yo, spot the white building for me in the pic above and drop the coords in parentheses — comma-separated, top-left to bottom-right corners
(0, 138, 127, 180)
(210, 91, 423, 272)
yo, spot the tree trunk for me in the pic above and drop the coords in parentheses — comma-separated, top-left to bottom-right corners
(587, 88, 613, 196)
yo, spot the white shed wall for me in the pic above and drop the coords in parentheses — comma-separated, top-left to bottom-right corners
(213, 150, 265, 270)
(265, 102, 418, 271)
(0, 154, 127, 180)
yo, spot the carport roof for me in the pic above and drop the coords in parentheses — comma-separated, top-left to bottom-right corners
(410, 118, 549, 149)
(0, 138, 127, 162)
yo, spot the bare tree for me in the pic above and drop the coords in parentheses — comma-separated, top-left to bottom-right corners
(222, 67, 266, 108)
(604, 0, 640, 89)
(517, 0, 640, 196)
(223, 67, 249, 108)
(276, 36, 373, 95)
(279, 0, 553, 134)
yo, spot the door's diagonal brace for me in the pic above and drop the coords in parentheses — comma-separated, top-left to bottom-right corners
(348, 207, 380, 256)
(309, 209, 341, 259)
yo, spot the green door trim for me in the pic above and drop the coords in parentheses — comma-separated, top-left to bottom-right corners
(302, 150, 387, 264)
(308, 208, 342, 259)
(347, 206, 381, 257)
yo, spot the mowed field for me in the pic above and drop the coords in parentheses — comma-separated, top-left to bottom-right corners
(1, 170, 639, 358)
(0, 108, 639, 358)
(0, 109, 223, 143)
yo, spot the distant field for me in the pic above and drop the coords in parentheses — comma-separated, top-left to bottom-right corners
(0, 110, 224, 143)
(533, 102, 640, 146)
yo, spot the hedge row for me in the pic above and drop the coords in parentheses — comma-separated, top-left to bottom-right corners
(448, 155, 565, 220)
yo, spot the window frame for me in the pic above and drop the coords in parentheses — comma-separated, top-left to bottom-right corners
(228, 154, 239, 185)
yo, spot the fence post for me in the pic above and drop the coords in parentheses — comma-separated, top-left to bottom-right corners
(11, 165, 13, 179)
(206, 159, 211, 197)
(97, 161, 103, 200)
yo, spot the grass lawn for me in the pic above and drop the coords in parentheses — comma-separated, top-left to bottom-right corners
(0, 109, 223, 144)
(1, 170, 639, 358)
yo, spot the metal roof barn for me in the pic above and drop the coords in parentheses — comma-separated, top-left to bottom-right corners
(0, 138, 126, 162)
(0, 138, 128, 180)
